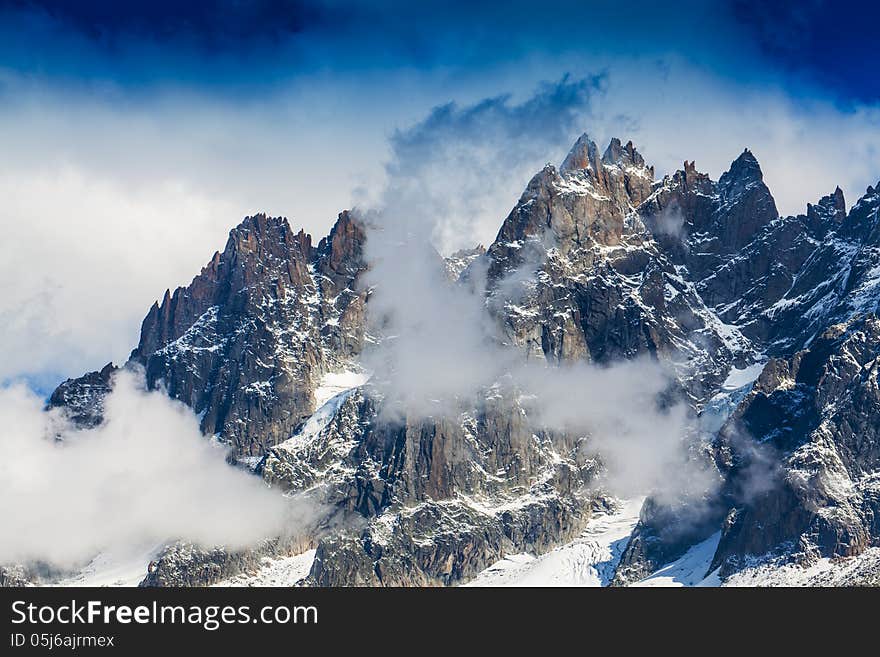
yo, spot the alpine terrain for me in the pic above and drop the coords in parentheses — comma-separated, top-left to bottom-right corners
(8, 133, 880, 588)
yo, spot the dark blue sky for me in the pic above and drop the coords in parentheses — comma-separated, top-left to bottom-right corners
(1, 0, 877, 103)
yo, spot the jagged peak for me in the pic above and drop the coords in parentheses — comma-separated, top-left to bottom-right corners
(852, 180, 880, 212)
(232, 212, 293, 237)
(717, 148, 768, 202)
(314, 210, 367, 281)
(723, 148, 763, 181)
(225, 213, 314, 262)
(601, 137, 647, 170)
(807, 187, 846, 220)
(447, 244, 486, 259)
(559, 132, 600, 173)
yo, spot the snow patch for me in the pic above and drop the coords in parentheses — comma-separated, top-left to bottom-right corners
(722, 362, 765, 391)
(55, 546, 163, 587)
(314, 371, 369, 409)
(214, 549, 317, 587)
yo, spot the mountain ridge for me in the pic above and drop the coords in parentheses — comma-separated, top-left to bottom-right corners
(35, 133, 880, 587)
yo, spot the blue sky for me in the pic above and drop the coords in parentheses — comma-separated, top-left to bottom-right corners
(1, 0, 879, 392)
(1, 1, 877, 102)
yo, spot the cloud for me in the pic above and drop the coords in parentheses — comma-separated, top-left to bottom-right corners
(0, 166, 239, 386)
(516, 360, 719, 504)
(384, 75, 603, 253)
(359, 76, 598, 414)
(0, 368, 288, 568)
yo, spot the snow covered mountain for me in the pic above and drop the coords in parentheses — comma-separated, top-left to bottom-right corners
(17, 133, 880, 587)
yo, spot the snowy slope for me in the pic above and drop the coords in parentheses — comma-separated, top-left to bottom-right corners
(723, 548, 880, 587)
(214, 549, 317, 587)
(631, 534, 721, 587)
(465, 499, 643, 587)
(55, 545, 163, 587)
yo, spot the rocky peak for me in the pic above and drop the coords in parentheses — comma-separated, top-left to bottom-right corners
(132, 214, 314, 362)
(711, 149, 778, 253)
(680, 160, 711, 191)
(809, 186, 846, 220)
(718, 149, 766, 198)
(852, 181, 880, 214)
(559, 132, 602, 175)
(228, 213, 313, 263)
(47, 362, 117, 428)
(804, 187, 847, 236)
(316, 210, 367, 283)
(444, 245, 486, 281)
(601, 137, 650, 174)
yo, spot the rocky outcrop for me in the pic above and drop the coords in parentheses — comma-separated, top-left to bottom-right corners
(306, 495, 598, 586)
(140, 536, 314, 587)
(53, 212, 367, 456)
(47, 362, 117, 428)
(0, 565, 32, 587)
(132, 212, 367, 456)
(444, 245, 485, 282)
(483, 135, 758, 404)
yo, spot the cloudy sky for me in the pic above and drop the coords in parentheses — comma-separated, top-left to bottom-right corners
(1, 0, 879, 392)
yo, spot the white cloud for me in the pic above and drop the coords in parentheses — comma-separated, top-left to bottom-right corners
(0, 368, 287, 568)
(0, 167, 238, 383)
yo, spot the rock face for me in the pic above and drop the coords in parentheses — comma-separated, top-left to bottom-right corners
(710, 316, 880, 574)
(54, 211, 367, 456)
(444, 245, 485, 282)
(260, 384, 600, 586)
(140, 537, 312, 587)
(47, 133, 880, 587)
(135, 211, 368, 456)
(615, 176, 880, 583)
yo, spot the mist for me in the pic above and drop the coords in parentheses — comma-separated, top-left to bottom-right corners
(0, 368, 287, 569)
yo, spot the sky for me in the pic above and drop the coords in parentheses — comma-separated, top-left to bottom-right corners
(1, 0, 879, 392)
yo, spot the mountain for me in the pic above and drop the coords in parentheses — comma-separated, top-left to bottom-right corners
(30, 133, 880, 587)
